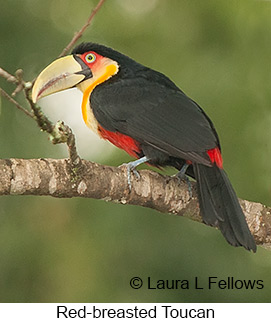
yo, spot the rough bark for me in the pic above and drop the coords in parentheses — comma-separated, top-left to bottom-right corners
(0, 158, 270, 248)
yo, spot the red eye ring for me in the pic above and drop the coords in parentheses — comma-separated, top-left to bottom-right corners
(85, 53, 96, 63)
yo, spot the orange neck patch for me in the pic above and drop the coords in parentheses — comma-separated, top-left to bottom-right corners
(77, 61, 119, 132)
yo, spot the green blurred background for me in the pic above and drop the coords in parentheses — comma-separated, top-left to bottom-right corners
(0, 0, 271, 302)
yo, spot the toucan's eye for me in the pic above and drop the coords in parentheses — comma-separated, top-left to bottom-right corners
(85, 53, 96, 63)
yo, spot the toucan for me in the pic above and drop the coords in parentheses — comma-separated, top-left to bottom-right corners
(32, 42, 256, 252)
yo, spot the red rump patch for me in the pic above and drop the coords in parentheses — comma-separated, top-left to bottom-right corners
(98, 127, 141, 158)
(207, 147, 223, 168)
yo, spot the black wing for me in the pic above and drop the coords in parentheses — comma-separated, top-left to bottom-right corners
(91, 76, 219, 165)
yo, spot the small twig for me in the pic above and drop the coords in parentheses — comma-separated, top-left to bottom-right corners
(0, 67, 32, 96)
(24, 87, 82, 171)
(0, 67, 17, 83)
(24, 86, 54, 133)
(65, 126, 82, 169)
(0, 87, 33, 118)
(12, 69, 25, 96)
(50, 121, 82, 171)
(0, 67, 51, 126)
(58, 0, 107, 57)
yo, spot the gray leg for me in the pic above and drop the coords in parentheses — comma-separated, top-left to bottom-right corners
(175, 163, 192, 198)
(120, 156, 150, 191)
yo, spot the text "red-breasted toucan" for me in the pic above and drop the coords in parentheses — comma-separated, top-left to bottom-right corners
(32, 42, 256, 252)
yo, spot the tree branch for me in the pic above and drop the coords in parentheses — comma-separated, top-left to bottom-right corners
(58, 0, 107, 57)
(0, 88, 33, 118)
(1, 158, 270, 249)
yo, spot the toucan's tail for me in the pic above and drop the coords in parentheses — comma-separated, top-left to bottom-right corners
(193, 163, 256, 252)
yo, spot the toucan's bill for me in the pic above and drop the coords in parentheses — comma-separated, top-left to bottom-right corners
(32, 55, 92, 103)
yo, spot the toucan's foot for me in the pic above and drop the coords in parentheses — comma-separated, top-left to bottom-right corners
(122, 162, 140, 191)
(175, 163, 193, 199)
(119, 156, 149, 191)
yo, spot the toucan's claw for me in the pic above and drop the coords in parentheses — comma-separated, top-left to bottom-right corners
(126, 163, 140, 191)
(119, 156, 149, 191)
(175, 163, 193, 199)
